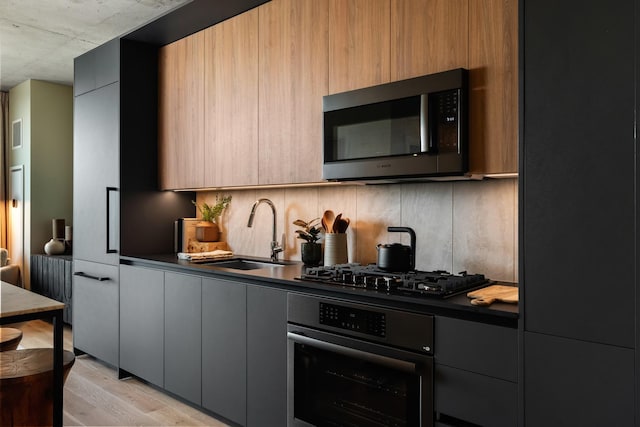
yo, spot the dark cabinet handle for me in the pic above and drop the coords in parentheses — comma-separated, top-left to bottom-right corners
(74, 272, 110, 282)
(106, 187, 118, 254)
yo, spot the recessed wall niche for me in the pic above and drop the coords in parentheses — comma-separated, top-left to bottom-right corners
(11, 118, 22, 149)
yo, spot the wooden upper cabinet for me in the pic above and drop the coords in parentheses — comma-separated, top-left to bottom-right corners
(328, 0, 391, 94)
(390, 0, 468, 80)
(157, 0, 518, 189)
(258, 0, 329, 185)
(158, 32, 206, 190)
(203, 9, 259, 187)
(469, 0, 518, 174)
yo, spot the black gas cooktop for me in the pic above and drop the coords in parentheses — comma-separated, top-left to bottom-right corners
(297, 263, 489, 298)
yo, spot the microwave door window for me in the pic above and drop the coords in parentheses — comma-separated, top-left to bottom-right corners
(393, 116, 420, 155)
(328, 97, 421, 162)
(336, 120, 391, 160)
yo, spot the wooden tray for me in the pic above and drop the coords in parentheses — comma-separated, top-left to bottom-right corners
(467, 285, 518, 306)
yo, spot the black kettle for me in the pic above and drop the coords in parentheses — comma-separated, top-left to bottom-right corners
(376, 227, 416, 272)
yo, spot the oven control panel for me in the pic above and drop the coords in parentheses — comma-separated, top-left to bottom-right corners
(319, 302, 386, 337)
(288, 293, 433, 353)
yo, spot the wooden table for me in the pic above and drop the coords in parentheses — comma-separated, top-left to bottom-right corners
(1, 281, 65, 427)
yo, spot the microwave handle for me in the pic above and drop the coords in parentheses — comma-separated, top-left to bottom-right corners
(420, 94, 434, 154)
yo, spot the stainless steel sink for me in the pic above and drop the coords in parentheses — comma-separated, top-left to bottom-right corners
(203, 259, 285, 270)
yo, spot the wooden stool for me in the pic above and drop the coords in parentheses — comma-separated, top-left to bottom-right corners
(0, 348, 75, 426)
(0, 328, 23, 351)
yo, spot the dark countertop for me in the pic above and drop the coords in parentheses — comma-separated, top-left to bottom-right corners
(121, 254, 519, 327)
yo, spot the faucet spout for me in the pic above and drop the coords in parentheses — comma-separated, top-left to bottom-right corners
(247, 198, 283, 261)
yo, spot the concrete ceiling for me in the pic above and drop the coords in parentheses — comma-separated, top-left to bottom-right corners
(0, 0, 191, 92)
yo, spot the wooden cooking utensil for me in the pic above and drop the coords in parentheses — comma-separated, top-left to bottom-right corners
(334, 216, 350, 233)
(322, 210, 335, 233)
(333, 213, 342, 233)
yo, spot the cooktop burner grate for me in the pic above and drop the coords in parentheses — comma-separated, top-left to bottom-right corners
(297, 263, 489, 298)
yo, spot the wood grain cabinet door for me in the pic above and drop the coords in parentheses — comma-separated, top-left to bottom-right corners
(258, 0, 329, 185)
(390, 0, 469, 80)
(468, 0, 518, 174)
(328, 0, 391, 94)
(203, 9, 259, 187)
(158, 32, 206, 190)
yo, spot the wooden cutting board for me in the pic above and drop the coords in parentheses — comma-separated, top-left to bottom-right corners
(467, 285, 518, 306)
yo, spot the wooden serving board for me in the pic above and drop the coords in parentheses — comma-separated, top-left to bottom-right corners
(186, 240, 229, 253)
(467, 285, 518, 306)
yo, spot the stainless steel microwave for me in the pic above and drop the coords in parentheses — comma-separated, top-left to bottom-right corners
(323, 68, 468, 182)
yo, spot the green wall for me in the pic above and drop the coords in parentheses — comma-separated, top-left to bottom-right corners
(9, 80, 73, 287)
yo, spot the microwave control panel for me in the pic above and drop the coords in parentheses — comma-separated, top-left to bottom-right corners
(430, 89, 460, 153)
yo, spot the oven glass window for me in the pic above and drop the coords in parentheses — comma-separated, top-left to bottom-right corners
(293, 342, 420, 427)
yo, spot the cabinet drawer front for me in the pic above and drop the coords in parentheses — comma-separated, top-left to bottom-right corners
(119, 265, 164, 387)
(202, 278, 247, 426)
(435, 316, 517, 381)
(72, 260, 119, 367)
(164, 271, 202, 405)
(435, 365, 517, 427)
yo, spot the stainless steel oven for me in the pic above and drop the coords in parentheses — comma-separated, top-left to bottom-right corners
(287, 293, 434, 427)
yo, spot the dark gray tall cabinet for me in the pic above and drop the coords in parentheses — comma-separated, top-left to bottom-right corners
(72, 39, 121, 366)
(522, 0, 638, 425)
(72, 38, 194, 366)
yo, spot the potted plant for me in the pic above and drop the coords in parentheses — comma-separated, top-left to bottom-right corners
(293, 218, 322, 266)
(192, 195, 232, 242)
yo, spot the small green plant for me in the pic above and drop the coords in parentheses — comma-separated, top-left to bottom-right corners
(293, 218, 322, 243)
(192, 194, 232, 223)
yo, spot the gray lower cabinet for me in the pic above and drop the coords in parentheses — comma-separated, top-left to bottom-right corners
(73, 260, 119, 367)
(117, 265, 290, 426)
(524, 331, 634, 427)
(164, 271, 202, 405)
(119, 264, 164, 387)
(246, 285, 287, 427)
(202, 277, 247, 426)
(434, 316, 518, 427)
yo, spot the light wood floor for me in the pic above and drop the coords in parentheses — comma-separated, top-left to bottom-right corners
(7, 320, 229, 427)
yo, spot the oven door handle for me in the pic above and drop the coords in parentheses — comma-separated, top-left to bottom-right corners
(287, 331, 420, 374)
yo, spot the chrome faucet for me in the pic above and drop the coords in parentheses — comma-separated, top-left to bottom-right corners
(247, 198, 284, 262)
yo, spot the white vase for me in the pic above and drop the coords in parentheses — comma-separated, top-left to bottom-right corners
(44, 239, 65, 255)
